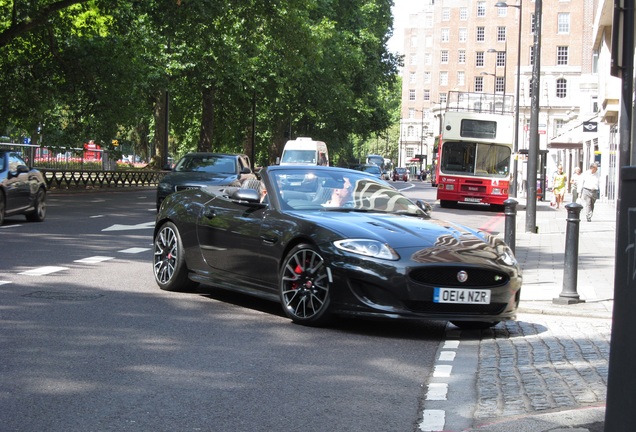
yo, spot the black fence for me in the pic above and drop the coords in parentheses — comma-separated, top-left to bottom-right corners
(40, 169, 168, 190)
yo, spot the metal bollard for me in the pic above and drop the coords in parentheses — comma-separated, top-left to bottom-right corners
(553, 202, 586, 305)
(503, 198, 517, 254)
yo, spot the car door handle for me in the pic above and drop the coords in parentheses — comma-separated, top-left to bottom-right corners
(203, 209, 216, 218)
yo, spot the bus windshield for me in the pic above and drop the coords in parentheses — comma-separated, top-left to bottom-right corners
(440, 141, 510, 178)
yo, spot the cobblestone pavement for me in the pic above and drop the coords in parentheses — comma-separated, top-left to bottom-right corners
(473, 313, 611, 421)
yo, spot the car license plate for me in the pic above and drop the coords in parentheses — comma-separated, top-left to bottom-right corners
(433, 287, 491, 304)
(464, 197, 482, 203)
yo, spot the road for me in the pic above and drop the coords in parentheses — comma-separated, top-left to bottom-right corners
(0, 184, 499, 432)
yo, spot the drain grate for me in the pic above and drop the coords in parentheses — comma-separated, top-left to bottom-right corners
(23, 291, 104, 301)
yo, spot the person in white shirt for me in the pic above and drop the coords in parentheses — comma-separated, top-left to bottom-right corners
(570, 166, 582, 203)
(580, 163, 600, 221)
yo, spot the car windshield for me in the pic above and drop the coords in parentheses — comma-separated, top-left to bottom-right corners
(270, 169, 425, 216)
(175, 155, 236, 174)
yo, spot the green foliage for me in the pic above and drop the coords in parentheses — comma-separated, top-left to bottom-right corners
(0, 0, 401, 167)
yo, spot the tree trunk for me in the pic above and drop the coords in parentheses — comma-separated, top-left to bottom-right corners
(199, 86, 215, 152)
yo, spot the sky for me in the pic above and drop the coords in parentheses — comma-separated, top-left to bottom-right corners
(388, 0, 423, 54)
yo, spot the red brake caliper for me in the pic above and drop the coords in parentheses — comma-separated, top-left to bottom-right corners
(291, 264, 303, 290)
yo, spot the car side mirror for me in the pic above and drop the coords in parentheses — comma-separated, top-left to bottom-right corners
(416, 200, 433, 219)
(230, 188, 265, 207)
(240, 166, 251, 174)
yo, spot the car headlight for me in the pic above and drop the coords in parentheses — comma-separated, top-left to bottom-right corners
(492, 188, 502, 195)
(498, 244, 517, 266)
(334, 239, 400, 261)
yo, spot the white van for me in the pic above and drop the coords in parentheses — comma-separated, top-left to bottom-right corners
(279, 137, 329, 166)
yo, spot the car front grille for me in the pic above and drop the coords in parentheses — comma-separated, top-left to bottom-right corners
(408, 266, 509, 288)
(175, 185, 201, 192)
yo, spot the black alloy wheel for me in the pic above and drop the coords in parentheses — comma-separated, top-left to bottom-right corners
(279, 244, 332, 326)
(26, 188, 46, 222)
(153, 221, 197, 292)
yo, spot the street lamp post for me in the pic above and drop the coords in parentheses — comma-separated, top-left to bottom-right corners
(495, 0, 522, 197)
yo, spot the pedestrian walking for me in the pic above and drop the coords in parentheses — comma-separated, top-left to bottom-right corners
(552, 165, 567, 209)
(570, 166, 582, 203)
(580, 162, 600, 221)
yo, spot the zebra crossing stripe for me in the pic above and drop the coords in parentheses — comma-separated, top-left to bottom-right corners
(19, 266, 69, 276)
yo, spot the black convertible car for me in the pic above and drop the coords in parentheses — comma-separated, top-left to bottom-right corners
(0, 150, 47, 225)
(153, 165, 521, 328)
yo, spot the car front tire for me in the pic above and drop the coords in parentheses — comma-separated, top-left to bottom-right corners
(153, 221, 197, 292)
(279, 244, 332, 326)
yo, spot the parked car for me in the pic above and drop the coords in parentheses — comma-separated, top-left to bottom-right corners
(153, 165, 521, 328)
(349, 163, 383, 179)
(392, 167, 410, 182)
(156, 153, 256, 210)
(0, 150, 47, 225)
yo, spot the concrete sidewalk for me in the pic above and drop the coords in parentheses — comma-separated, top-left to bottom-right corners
(465, 196, 616, 432)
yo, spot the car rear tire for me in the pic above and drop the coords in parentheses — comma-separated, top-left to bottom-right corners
(0, 192, 5, 225)
(450, 321, 500, 330)
(25, 187, 46, 222)
(153, 221, 197, 292)
(279, 244, 332, 326)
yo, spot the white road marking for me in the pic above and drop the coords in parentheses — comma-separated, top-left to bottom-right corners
(74, 256, 114, 264)
(102, 222, 154, 231)
(443, 340, 460, 349)
(433, 364, 453, 378)
(438, 351, 456, 361)
(0, 281, 11, 285)
(19, 266, 69, 276)
(119, 247, 151, 254)
(419, 409, 445, 431)
(425, 383, 448, 401)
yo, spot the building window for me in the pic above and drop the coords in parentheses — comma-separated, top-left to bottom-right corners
(476, 27, 485, 42)
(554, 119, 565, 137)
(440, 71, 448, 86)
(458, 50, 466, 64)
(425, 53, 432, 65)
(557, 13, 570, 34)
(531, 14, 536, 34)
(496, 76, 505, 93)
(477, 1, 486, 17)
(424, 71, 431, 84)
(459, 28, 467, 42)
(497, 27, 506, 42)
(475, 76, 484, 92)
(423, 89, 431, 101)
(497, 51, 506, 67)
(557, 46, 569, 65)
(457, 71, 465, 86)
(441, 50, 449, 63)
(407, 126, 415, 137)
(460, 7, 468, 20)
(556, 78, 567, 98)
(409, 89, 416, 101)
(441, 28, 450, 42)
(497, 6, 507, 17)
(406, 147, 415, 158)
(410, 36, 418, 47)
(529, 46, 534, 66)
(408, 108, 416, 119)
(442, 8, 451, 20)
(439, 93, 448, 104)
(410, 54, 418, 65)
(476, 51, 484, 67)
(409, 72, 417, 83)
(425, 14, 433, 28)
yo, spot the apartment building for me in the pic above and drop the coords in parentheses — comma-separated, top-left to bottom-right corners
(399, 0, 613, 199)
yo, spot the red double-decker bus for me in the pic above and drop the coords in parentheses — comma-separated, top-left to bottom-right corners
(435, 91, 515, 210)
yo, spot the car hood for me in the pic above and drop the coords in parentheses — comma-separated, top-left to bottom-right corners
(162, 171, 238, 185)
(289, 210, 516, 266)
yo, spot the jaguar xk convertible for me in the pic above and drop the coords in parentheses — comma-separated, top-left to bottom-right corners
(153, 165, 521, 328)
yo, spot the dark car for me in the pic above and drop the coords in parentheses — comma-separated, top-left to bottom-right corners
(350, 163, 383, 179)
(0, 150, 47, 225)
(153, 165, 521, 329)
(156, 152, 256, 210)
(392, 167, 410, 182)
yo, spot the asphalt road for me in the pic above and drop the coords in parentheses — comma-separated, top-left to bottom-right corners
(1, 186, 452, 432)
